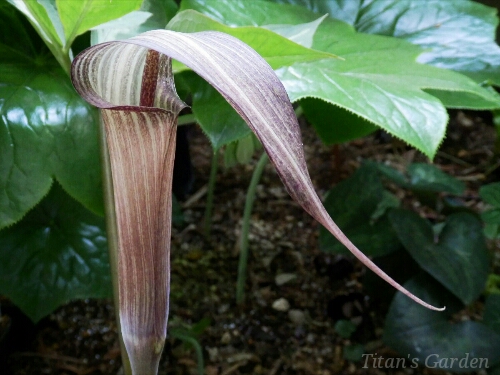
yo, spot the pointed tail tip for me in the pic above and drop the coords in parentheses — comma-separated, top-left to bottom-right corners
(430, 305, 446, 312)
(413, 296, 446, 312)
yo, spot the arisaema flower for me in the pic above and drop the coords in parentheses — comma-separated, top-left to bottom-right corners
(71, 30, 443, 375)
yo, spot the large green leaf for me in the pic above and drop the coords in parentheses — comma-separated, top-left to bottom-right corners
(184, 72, 251, 150)
(167, 10, 336, 70)
(480, 182, 500, 225)
(389, 209, 489, 305)
(384, 273, 500, 372)
(0, 2, 38, 64)
(300, 98, 377, 144)
(263, 14, 327, 48)
(278, 20, 500, 158)
(356, 0, 500, 86)
(0, 184, 111, 322)
(424, 87, 500, 110)
(320, 164, 401, 257)
(375, 162, 465, 195)
(181, 0, 321, 26)
(55, 0, 142, 48)
(91, 0, 179, 45)
(6, 0, 143, 71)
(5, 0, 69, 71)
(181, 0, 500, 158)
(0, 63, 103, 229)
(182, 0, 328, 49)
(480, 182, 500, 208)
(6, 0, 65, 52)
(90, 11, 153, 45)
(274, 0, 500, 86)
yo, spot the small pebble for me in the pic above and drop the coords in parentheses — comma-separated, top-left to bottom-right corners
(272, 298, 290, 311)
(220, 331, 231, 344)
(207, 347, 219, 362)
(218, 304, 230, 314)
(275, 273, 296, 286)
(288, 309, 305, 325)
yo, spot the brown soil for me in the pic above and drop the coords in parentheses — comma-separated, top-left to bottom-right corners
(2, 110, 499, 375)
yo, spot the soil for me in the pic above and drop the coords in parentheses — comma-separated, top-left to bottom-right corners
(1, 110, 499, 375)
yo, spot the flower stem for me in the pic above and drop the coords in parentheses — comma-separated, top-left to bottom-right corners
(203, 151, 219, 237)
(169, 330, 204, 375)
(236, 152, 269, 304)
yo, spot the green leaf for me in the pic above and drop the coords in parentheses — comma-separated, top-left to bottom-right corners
(167, 10, 337, 69)
(6, 0, 64, 49)
(389, 210, 489, 305)
(0, 2, 37, 64)
(484, 223, 500, 240)
(224, 133, 261, 167)
(5, 0, 72, 72)
(0, 64, 103, 229)
(183, 72, 251, 150)
(376, 162, 465, 195)
(334, 319, 357, 339)
(424, 88, 500, 110)
(0, 183, 111, 322)
(372, 162, 407, 186)
(55, 0, 142, 48)
(181, 0, 321, 26)
(479, 182, 500, 224)
(356, 0, 500, 87)
(263, 14, 327, 48)
(481, 209, 500, 225)
(384, 273, 500, 372)
(90, 11, 153, 45)
(320, 164, 401, 257)
(406, 163, 465, 195)
(91, 0, 179, 45)
(300, 98, 377, 145)
(277, 26, 497, 158)
(478, 183, 500, 226)
(371, 190, 400, 221)
(480, 182, 500, 208)
(484, 294, 500, 334)
(275, 0, 500, 87)
(486, 274, 500, 295)
(268, 0, 360, 25)
(139, 0, 179, 26)
(184, 0, 500, 157)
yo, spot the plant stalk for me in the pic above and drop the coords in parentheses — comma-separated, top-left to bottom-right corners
(169, 330, 204, 375)
(235, 104, 302, 304)
(236, 152, 269, 304)
(203, 151, 219, 237)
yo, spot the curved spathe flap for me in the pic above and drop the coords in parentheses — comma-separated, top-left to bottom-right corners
(71, 29, 443, 311)
(72, 41, 186, 114)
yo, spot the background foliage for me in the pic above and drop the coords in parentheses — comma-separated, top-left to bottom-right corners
(1, 0, 500, 371)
